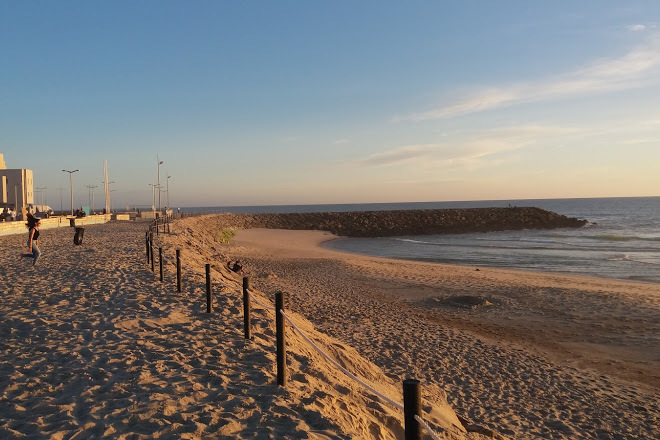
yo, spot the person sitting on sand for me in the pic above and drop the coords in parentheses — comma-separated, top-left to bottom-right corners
(227, 260, 245, 274)
(19, 213, 41, 266)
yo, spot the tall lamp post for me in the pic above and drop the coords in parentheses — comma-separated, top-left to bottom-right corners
(57, 187, 66, 213)
(86, 185, 98, 213)
(108, 189, 116, 213)
(149, 183, 157, 212)
(62, 169, 79, 216)
(166, 175, 171, 210)
(157, 156, 164, 212)
(36, 187, 47, 209)
(101, 181, 115, 213)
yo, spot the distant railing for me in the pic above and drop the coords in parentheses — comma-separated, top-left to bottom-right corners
(0, 214, 113, 237)
(144, 216, 457, 440)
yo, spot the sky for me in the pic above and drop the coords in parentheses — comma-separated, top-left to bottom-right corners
(1, 1, 659, 209)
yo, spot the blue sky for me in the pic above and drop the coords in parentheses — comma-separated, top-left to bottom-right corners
(2, 1, 659, 209)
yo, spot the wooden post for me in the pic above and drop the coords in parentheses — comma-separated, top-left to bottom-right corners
(176, 249, 182, 292)
(159, 247, 163, 282)
(150, 243, 155, 272)
(206, 263, 212, 313)
(403, 379, 421, 440)
(145, 232, 149, 263)
(243, 277, 251, 340)
(275, 291, 286, 386)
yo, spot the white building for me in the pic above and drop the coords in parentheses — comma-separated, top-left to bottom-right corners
(0, 153, 35, 215)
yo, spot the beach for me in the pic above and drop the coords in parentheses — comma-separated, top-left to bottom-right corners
(0, 220, 472, 439)
(1, 217, 658, 439)
(221, 226, 659, 439)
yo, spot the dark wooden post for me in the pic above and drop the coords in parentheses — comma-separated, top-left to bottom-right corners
(206, 263, 212, 313)
(242, 277, 251, 340)
(159, 247, 163, 282)
(145, 232, 149, 263)
(403, 379, 421, 440)
(155, 217, 159, 235)
(176, 249, 182, 292)
(150, 243, 155, 272)
(275, 291, 286, 386)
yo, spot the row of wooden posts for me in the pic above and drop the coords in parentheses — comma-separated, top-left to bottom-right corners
(145, 226, 429, 440)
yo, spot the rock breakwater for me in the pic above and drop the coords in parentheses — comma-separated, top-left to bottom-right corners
(198, 207, 587, 237)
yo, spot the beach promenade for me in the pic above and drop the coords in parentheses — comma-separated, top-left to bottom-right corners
(0, 220, 471, 439)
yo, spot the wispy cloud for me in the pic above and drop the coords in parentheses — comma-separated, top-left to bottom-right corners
(352, 125, 576, 168)
(628, 23, 658, 32)
(628, 24, 647, 32)
(401, 39, 660, 121)
(354, 145, 435, 166)
(619, 138, 659, 145)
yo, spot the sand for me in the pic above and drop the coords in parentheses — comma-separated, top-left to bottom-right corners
(1, 218, 658, 439)
(0, 220, 475, 439)
(221, 227, 659, 439)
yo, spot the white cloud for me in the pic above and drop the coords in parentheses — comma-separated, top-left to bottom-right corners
(352, 125, 576, 168)
(627, 24, 647, 32)
(354, 145, 435, 166)
(401, 39, 660, 121)
(619, 138, 659, 145)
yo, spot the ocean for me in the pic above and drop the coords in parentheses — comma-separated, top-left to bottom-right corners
(182, 197, 660, 284)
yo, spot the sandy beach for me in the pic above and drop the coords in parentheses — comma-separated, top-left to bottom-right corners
(219, 225, 659, 439)
(1, 220, 474, 439)
(1, 217, 658, 439)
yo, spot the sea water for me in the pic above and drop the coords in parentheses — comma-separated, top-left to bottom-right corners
(183, 197, 660, 284)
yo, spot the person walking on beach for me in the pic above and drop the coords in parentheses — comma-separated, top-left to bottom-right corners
(20, 213, 41, 266)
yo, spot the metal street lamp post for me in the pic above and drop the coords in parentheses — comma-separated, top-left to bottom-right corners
(101, 181, 115, 213)
(86, 185, 98, 213)
(149, 183, 156, 212)
(157, 157, 164, 212)
(109, 189, 116, 213)
(166, 175, 171, 210)
(62, 169, 79, 216)
(57, 187, 65, 213)
(36, 187, 47, 208)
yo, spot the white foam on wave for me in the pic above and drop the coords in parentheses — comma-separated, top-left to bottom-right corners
(607, 254, 660, 266)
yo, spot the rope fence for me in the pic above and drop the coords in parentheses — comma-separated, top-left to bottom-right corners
(280, 308, 404, 411)
(144, 217, 452, 440)
(246, 288, 276, 311)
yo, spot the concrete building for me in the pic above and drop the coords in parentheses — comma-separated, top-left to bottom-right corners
(0, 153, 35, 216)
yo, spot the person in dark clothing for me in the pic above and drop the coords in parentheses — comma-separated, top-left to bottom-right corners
(227, 260, 245, 274)
(20, 213, 41, 265)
